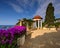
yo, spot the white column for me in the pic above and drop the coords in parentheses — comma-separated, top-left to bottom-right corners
(35, 21, 37, 28)
(27, 23, 28, 27)
(38, 20, 40, 29)
(20, 21, 22, 26)
(41, 20, 42, 28)
(33, 22, 35, 28)
(27, 23, 29, 31)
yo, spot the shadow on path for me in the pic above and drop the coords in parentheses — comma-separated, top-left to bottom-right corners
(21, 30, 60, 48)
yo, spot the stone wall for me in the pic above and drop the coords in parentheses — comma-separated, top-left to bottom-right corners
(43, 27, 56, 30)
(17, 35, 25, 47)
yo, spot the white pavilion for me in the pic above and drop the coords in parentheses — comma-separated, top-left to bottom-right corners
(33, 15, 43, 29)
(18, 15, 43, 29)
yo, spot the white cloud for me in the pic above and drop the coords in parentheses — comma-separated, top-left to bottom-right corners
(34, 1, 50, 17)
(9, 3, 23, 13)
(54, 3, 60, 14)
(16, 0, 41, 9)
(16, 0, 27, 9)
(9, 0, 60, 18)
(33, 0, 56, 19)
(16, 0, 30, 8)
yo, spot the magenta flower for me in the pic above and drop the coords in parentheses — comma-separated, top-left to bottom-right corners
(8, 39, 13, 45)
(1, 40, 6, 44)
(0, 26, 26, 48)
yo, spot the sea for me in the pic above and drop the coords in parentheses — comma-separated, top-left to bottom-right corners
(0, 25, 14, 30)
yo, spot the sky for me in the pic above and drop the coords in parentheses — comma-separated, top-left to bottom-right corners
(0, 0, 60, 25)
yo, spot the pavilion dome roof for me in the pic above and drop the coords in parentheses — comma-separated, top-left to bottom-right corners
(33, 15, 42, 19)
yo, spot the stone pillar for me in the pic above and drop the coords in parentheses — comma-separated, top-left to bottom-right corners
(38, 20, 40, 29)
(35, 21, 37, 28)
(41, 20, 42, 28)
(32, 22, 34, 29)
(27, 23, 29, 31)
(20, 21, 22, 26)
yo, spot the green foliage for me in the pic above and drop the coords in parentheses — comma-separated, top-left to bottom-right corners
(45, 3, 55, 27)
(42, 22, 46, 27)
(21, 18, 34, 29)
(54, 22, 60, 28)
(1, 44, 6, 48)
(22, 18, 27, 26)
(27, 19, 34, 29)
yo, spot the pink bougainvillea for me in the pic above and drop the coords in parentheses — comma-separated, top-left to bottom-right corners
(0, 26, 26, 48)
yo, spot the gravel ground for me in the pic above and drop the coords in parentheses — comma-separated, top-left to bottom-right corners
(19, 29, 60, 48)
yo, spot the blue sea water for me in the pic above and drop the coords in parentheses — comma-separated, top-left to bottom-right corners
(0, 25, 14, 30)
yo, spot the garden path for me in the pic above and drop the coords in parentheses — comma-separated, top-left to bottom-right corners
(20, 29, 60, 48)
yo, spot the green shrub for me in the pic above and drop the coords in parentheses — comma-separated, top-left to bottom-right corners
(54, 22, 60, 28)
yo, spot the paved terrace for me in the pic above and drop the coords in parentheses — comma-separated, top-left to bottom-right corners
(20, 29, 60, 48)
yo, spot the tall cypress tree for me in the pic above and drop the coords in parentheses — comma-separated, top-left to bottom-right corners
(45, 3, 55, 26)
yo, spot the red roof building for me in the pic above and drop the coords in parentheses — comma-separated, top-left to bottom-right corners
(33, 15, 42, 19)
(33, 15, 43, 29)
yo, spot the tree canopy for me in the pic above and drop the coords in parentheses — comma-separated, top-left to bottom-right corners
(45, 3, 55, 27)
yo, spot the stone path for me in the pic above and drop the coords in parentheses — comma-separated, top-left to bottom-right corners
(20, 29, 60, 48)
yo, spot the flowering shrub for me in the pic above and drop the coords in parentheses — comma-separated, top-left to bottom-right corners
(0, 26, 26, 48)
